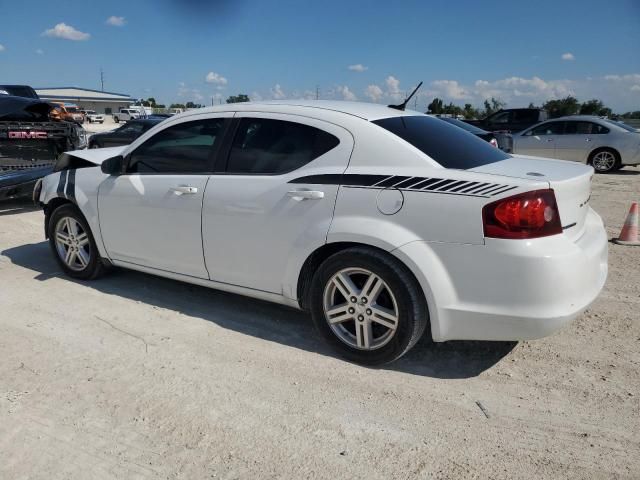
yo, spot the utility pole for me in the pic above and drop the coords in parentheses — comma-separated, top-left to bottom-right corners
(315, 85, 320, 100)
(100, 68, 104, 91)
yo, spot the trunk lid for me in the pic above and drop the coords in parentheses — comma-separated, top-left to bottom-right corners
(471, 155, 594, 241)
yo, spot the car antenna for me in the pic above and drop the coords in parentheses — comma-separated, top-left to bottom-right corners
(388, 81, 423, 111)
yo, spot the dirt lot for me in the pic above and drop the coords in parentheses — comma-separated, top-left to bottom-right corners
(0, 169, 638, 479)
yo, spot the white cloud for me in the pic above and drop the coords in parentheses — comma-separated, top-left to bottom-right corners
(630, 85, 640, 92)
(205, 71, 228, 85)
(431, 80, 469, 100)
(561, 52, 575, 61)
(348, 64, 368, 72)
(106, 16, 126, 27)
(270, 83, 286, 99)
(364, 84, 384, 102)
(385, 75, 401, 99)
(35, 48, 44, 55)
(604, 73, 640, 82)
(251, 91, 263, 102)
(0, 44, 5, 52)
(43, 23, 90, 41)
(336, 85, 357, 101)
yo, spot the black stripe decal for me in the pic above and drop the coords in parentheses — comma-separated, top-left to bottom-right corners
(56, 170, 66, 196)
(65, 169, 76, 200)
(288, 174, 514, 197)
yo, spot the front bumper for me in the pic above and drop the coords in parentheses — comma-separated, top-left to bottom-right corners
(0, 166, 54, 201)
(394, 207, 608, 342)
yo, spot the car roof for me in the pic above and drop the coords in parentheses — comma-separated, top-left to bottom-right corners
(181, 100, 422, 122)
(553, 115, 607, 122)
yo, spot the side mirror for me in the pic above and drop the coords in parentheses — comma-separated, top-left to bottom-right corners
(101, 155, 124, 175)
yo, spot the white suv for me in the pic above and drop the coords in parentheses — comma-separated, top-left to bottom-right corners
(36, 101, 608, 364)
(113, 108, 140, 123)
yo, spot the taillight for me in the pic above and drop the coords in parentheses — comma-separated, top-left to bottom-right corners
(489, 138, 499, 148)
(482, 189, 562, 239)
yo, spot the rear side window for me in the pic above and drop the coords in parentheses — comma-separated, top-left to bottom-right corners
(513, 110, 539, 122)
(226, 118, 340, 174)
(372, 115, 510, 170)
(128, 119, 224, 173)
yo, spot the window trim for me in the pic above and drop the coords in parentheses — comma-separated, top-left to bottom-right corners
(123, 117, 232, 175)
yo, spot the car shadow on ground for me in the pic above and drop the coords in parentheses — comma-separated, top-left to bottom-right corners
(608, 168, 640, 175)
(0, 199, 39, 216)
(2, 241, 516, 379)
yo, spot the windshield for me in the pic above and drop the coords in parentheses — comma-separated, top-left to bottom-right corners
(605, 119, 638, 132)
(438, 117, 488, 134)
(373, 115, 510, 169)
(66, 106, 79, 112)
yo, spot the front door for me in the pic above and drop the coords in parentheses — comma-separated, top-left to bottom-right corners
(202, 113, 354, 295)
(515, 121, 564, 158)
(98, 115, 230, 278)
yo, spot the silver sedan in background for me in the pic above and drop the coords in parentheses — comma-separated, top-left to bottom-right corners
(513, 115, 640, 173)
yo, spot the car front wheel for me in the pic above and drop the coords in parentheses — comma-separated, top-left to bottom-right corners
(590, 148, 620, 173)
(48, 204, 105, 280)
(309, 247, 429, 365)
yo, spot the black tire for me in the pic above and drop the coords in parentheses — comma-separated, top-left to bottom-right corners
(309, 247, 429, 365)
(48, 204, 106, 280)
(90, 142, 100, 149)
(114, 116, 119, 123)
(588, 148, 620, 173)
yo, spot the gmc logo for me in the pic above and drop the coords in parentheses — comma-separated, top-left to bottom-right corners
(8, 131, 48, 139)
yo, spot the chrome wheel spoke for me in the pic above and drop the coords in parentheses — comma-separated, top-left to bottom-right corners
(355, 321, 373, 349)
(64, 247, 75, 265)
(361, 273, 384, 302)
(76, 232, 89, 247)
(56, 232, 71, 246)
(333, 272, 359, 300)
(76, 248, 89, 267)
(370, 305, 399, 330)
(326, 304, 353, 324)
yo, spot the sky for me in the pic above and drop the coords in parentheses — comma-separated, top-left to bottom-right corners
(0, 0, 639, 111)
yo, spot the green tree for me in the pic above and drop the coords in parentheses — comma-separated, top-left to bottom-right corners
(482, 97, 505, 117)
(185, 101, 203, 109)
(226, 94, 250, 104)
(442, 102, 463, 117)
(427, 97, 444, 114)
(543, 96, 580, 118)
(169, 103, 186, 109)
(463, 103, 479, 119)
(579, 99, 611, 117)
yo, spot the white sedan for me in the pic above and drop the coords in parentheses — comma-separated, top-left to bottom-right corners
(513, 115, 640, 173)
(35, 101, 608, 364)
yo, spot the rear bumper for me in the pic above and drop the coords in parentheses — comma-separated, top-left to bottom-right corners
(394, 207, 608, 342)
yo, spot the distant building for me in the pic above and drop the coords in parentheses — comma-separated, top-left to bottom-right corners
(35, 87, 134, 115)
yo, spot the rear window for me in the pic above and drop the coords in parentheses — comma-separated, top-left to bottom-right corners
(373, 115, 510, 169)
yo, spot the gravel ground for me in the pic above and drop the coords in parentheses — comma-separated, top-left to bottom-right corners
(0, 169, 638, 479)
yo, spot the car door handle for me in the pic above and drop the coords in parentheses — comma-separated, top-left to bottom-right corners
(585, 138, 592, 141)
(286, 190, 324, 200)
(546, 138, 554, 142)
(171, 186, 198, 195)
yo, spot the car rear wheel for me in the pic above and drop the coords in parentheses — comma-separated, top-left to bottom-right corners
(589, 148, 620, 173)
(114, 117, 119, 123)
(309, 247, 429, 365)
(48, 204, 106, 280)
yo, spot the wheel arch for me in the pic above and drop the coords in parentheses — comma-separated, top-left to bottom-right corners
(43, 197, 75, 239)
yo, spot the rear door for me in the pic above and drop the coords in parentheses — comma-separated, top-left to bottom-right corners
(202, 113, 354, 295)
(514, 121, 564, 158)
(554, 121, 609, 162)
(99, 114, 232, 278)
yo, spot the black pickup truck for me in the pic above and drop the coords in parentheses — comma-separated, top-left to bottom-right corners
(464, 108, 548, 133)
(0, 92, 86, 200)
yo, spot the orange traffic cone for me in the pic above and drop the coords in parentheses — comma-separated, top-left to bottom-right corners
(613, 202, 640, 246)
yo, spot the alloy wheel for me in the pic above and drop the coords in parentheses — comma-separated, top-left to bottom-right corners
(592, 151, 616, 172)
(54, 217, 91, 271)
(323, 267, 399, 350)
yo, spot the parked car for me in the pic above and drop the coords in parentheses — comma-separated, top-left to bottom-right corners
(437, 116, 512, 152)
(0, 84, 39, 99)
(50, 103, 84, 124)
(465, 108, 548, 133)
(82, 110, 104, 124)
(113, 108, 140, 123)
(35, 101, 607, 365)
(0, 95, 86, 200)
(513, 116, 640, 173)
(88, 118, 163, 148)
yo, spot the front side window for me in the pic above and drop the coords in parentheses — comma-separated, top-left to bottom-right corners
(128, 118, 224, 173)
(226, 118, 340, 174)
(119, 122, 145, 135)
(373, 115, 510, 170)
(529, 121, 564, 136)
(490, 111, 510, 124)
